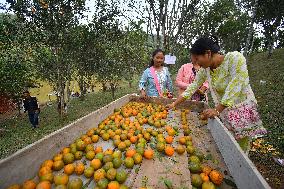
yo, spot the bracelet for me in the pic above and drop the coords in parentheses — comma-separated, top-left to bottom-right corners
(214, 108, 220, 116)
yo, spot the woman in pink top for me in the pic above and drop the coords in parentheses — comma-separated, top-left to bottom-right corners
(175, 55, 208, 101)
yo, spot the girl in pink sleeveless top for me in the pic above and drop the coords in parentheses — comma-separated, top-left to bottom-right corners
(175, 56, 208, 101)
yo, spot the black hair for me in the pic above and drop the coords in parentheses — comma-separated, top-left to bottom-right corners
(190, 36, 220, 55)
(148, 49, 165, 67)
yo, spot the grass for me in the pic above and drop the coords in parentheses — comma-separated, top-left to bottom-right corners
(0, 82, 137, 159)
(247, 48, 284, 188)
(248, 48, 284, 154)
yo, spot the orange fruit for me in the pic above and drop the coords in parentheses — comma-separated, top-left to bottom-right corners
(36, 181, 51, 189)
(201, 165, 212, 175)
(85, 144, 95, 152)
(94, 169, 106, 182)
(52, 160, 64, 171)
(62, 147, 71, 154)
(86, 150, 96, 161)
(167, 129, 176, 136)
(175, 145, 186, 155)
(64, 164, 75, 175)
(41, 160, 53, 169)
(124, 157, 134, 169)
(209, 170, 224, 185)
(75, 162, 85, 175)
(130, 136, 138, 144)
(165, 146, 174, 156)
(54, 173, 69, 186)
(179, 137, 186, 145)
(84, 137, 92, 144)
(81, 134, 88, 141)
(87, 129, 94, 136)
(6, 185, 21, 189)
(118, 142, 126, 151)
(165, 136, 173, 144)
(91, 135, 99, 143)
(22, 180, 37, 189)
(53, 154, 63, 161)
(95, 146, 103, 154)
(91, 159, 102, 170)
(104, 149, 114, 155)
(143, 148, 154, 159)
(200, 173, 210, 182)
(107, 181, 120, 189)
(125, 149, 136, 158)
(133, 153, 143, 164)
(38, 166, 52, 177)
(39, 172, 53, 183)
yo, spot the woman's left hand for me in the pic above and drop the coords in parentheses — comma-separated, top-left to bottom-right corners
(202, 108, 219, 119)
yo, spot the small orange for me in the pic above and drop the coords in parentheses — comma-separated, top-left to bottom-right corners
(62, 147, 71, 154)
(209, 170, 224, 185)
(179, 137, 186, 145)
(22, 180, 37, 189)
(95, 146, 103, 154)
(6, 185, 21, 189)
(201, 165, 212, 175)
(92, 135, 99, 143)
(75, 162, 85, 175)
(90, 159, 102, 170)
(130, 136, 138, 144)
(200, 173, 210, 182)
(165, 146, 175, 156)
(41, 160, 53, 169)
(104, 149, 114, 155)
(87, 129, 94, 136)
(64, 164, 75, 175)
(126, 149, 136, 158)
(53, 153, 63, 161)
(143, 148, 154, 159)
(84, 137, 92, 145)
(36, 181, 51, 189)
(80, 134, 88, 141)
(167, 129, 176, 136)
(38, 166, 52, 177)
(165, 136, 173, 144)
(107, 181, 120, 189)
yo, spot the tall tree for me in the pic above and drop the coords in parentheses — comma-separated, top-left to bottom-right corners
(7, 0, 87, 115)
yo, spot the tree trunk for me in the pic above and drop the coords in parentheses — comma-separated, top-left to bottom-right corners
(128, 80, 132, 88)
(110, 82, 115, 99)
(268, 33, 275, 58)
(102, 82, 107, 92)
(66, 79, 70, 102)
(244, 0, 258, 57)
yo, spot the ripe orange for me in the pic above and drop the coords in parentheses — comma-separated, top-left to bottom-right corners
(143, 149, 154, 159)
(165, 146, 174, 156)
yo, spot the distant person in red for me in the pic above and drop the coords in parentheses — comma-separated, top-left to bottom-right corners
(23, 91, 40, 129)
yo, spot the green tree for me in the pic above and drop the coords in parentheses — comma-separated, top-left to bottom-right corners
(7, 0, 87, 115)
(0, 13, 37, 114)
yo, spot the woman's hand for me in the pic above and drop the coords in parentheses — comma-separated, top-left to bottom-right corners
(165, 102, 175, 110)
(140, 90, 148, 100)
(202, 108, 219, 119)
(197, 86, 207, 95)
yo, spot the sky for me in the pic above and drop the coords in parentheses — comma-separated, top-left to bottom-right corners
(0, 0, 215, 29)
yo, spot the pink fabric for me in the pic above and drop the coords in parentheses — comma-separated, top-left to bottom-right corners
(150, 66, 163, 97)
(175, 63, 208, 95)
(221, 100, 267, 139)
